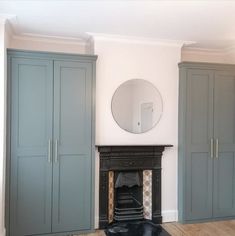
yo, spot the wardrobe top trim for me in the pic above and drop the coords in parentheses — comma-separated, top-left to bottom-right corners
(7, 49, 98, 61)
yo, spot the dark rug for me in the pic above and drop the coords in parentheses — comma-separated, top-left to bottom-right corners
(105, 220, 171, 236)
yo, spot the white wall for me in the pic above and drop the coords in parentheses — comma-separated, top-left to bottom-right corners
(94, 37, 182, 224)
(10, 35, 87, 54)
(181, 47, 235, 64)
(0, 21, 5, 236)
(0, 19, 10, 236)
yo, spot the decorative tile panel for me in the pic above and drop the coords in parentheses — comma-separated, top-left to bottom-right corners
(143, 170, 152, 220)
(108, 171, 114, 223)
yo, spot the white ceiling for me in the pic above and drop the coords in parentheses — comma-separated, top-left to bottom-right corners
(1, 1, 235, 49)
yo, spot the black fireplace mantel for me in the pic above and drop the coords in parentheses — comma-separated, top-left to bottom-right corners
(97, 145, 173, 229)
(97, 145, 172, 171)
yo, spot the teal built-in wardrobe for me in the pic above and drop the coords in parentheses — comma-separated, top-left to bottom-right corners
(6, 50, 97, 236)
(178, 62, 235, 223)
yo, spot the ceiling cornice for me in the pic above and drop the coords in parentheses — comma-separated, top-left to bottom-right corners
(3, 16, 89, 48)
(0, 14, 16, 25)
(88, 32, 194, 47)
(5, 20, 14, 38)
(0, 18, 7, 25)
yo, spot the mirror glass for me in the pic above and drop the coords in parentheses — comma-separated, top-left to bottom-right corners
(111, 79, 163, 134)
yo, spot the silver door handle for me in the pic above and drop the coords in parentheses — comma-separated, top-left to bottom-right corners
(210, 138, 213, 159)
(216, 138, 219, 159)
(55, 139, 58, 163)
(48, 139, 52, 163)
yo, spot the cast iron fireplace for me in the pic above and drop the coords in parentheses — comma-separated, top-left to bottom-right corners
(97, 145, 172, 229)
(114, 171, 144, 221)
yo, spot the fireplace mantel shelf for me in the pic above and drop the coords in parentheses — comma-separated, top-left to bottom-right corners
(96, 145, 173, 153)
(97, 145, 172, 171)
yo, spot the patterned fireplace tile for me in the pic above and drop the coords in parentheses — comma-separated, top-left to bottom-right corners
(143, 170, 152, 220)
(108, 171, 114, 223)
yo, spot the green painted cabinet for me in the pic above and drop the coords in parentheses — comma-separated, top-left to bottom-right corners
(178, 62, 235, 223)
(8, 50, 97, 236)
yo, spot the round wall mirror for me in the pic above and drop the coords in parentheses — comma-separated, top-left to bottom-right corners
(111, 79, 163, 134)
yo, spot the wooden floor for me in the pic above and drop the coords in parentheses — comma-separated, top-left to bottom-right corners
(163, 220, 235, 236)
(78, 231, 105, 236)
(80, 220, 235, 236)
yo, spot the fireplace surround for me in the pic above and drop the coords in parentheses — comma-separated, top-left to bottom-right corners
(97, 145, 172, 229)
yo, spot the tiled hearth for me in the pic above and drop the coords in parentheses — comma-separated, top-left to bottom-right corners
(97, 145, 172, 229)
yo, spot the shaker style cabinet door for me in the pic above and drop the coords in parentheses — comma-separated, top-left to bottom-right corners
(213, 71, 235, 217)
(179, 63, 235, 223)
(8, 51, 96, 236)
(10, 58, 53, 236)
(185, 69, 214, 220)
(52, 61, 93, 232)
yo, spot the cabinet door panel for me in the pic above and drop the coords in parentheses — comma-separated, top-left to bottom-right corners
(52, 61, 92, 232)
(213, 71, 235, 217)
(185, 69, 213, 220)
(10, 58, 53, 236)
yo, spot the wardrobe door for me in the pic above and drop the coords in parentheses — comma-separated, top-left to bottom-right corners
(52, 61, 93, 232)
(213, 71, 235, 217)
(185, 69, 214, 220)
(10, 57, 53, 236)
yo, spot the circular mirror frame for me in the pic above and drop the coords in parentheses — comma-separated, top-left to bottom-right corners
(111, 79, 163, 134)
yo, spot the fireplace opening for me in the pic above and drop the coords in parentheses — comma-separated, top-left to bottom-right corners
(114, 171, 144, 221)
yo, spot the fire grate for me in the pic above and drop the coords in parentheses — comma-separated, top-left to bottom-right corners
(114, 195, 144, 221)
(114, 172, 144, 222)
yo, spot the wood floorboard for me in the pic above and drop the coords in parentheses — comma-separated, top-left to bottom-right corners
(80, 220, 235, 236)
(162, 220, 235, 236)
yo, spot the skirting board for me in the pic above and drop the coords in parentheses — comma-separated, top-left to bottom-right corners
(1, 228, 6, 236)
(162, 210, 178, 223)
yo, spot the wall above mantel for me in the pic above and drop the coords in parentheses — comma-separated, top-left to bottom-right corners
(94, 36, 182, 146)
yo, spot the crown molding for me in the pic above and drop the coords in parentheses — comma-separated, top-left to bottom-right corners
(0, 14, 16, 26)
(5, 20, 14, 38)
(11, 33, 88, 46)
(88, 32, 194, 47)
(0, 18, 7, 25)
